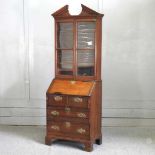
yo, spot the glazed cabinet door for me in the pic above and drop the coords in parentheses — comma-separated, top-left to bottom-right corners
(55, 20, 97, 80)
(56, 22, 74, 77)
(76, 21, 96, 78)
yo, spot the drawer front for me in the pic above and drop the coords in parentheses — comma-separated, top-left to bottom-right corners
(47, 95, 66, 106)
(47, 107, 89, 119)
(47, 121, 89, 138)
(49, 117, 89, 124)
(68, 96, 89, 108)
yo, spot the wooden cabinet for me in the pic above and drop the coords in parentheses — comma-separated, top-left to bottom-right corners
(45, 4, 103, 151)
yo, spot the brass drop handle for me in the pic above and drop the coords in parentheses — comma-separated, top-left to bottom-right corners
(74, 97, 82, 103)
(77, 128, 86, 134)
(51, 110, 59, 116)
(77, 113, 86, 118)
(54, 96, 62, 101)
(51, 125, 60, 130)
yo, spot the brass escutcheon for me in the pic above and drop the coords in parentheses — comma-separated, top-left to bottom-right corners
(65, 122, 71, 128)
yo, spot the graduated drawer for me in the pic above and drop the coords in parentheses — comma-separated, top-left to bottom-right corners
(47, 107, 89, 119)
(68, 96, 89, 108)
(47, 94, 67, 106)
(47, 121, 90, 138)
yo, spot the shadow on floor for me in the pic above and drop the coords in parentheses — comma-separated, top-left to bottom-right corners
(0, 125, 84, 150)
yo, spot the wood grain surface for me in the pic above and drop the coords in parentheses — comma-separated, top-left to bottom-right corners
(47, 79, 95, 96)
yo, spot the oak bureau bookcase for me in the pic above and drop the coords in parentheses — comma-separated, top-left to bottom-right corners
(45, 4, 104, 151)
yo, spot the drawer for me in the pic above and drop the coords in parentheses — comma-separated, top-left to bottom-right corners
(47, 94, 67, 106)
(47, 107, 89, 119)
(68, 96, 89, 108)
(47, 121, 90, 138)
(49, 117, 88, 124)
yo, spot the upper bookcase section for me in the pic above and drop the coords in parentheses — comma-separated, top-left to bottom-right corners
(52, 4, 103, 81)
(52, 4, 104, 19)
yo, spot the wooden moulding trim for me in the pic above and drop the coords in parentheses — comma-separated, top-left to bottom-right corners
(46, 135, 90, 143)
(52, 4, 104, 18)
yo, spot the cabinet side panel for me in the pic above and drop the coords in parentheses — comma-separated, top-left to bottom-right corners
(90, 81, 102, 140)
(96, 81, 102, 138)
(95, 18, 102, 80)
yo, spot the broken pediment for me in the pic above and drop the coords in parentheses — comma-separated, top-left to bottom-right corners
(52, 4, 104, 18)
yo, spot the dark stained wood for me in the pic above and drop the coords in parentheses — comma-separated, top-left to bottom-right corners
(47, 106, 89, 119)
(45, 135, 91, 145)
(83, 141, 93, 152)
(49, 117, 89, 124)
(52, 5, 70, 17)
(80, 4, 104, 17)
(52, 4, 104, 18)
(95, 18, 102, 80)
(47, 94, 67, 106)
(46, 4, 103, 152)
(89, 81, 102, 142)
(47, 121, 90, 139)
(68, 96, 89, 108)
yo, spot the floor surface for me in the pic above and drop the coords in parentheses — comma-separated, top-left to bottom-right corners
(0, 126, 155, 155)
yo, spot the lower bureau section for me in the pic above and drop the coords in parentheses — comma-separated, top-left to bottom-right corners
(47, 121, 90, 140)
(45, 80, 102, 151)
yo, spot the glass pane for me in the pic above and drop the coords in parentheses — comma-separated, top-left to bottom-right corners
(77, 22, 95, 49)
(78, 22, 96, 31)
(57, 50, 73, 75)
(57, 23, 73, 49)
(77, 50, 95, 76)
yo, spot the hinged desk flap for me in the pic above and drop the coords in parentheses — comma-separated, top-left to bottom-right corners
(47, 79, 95, 96)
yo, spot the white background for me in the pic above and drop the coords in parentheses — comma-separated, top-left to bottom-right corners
(0, 0, 155, 126)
